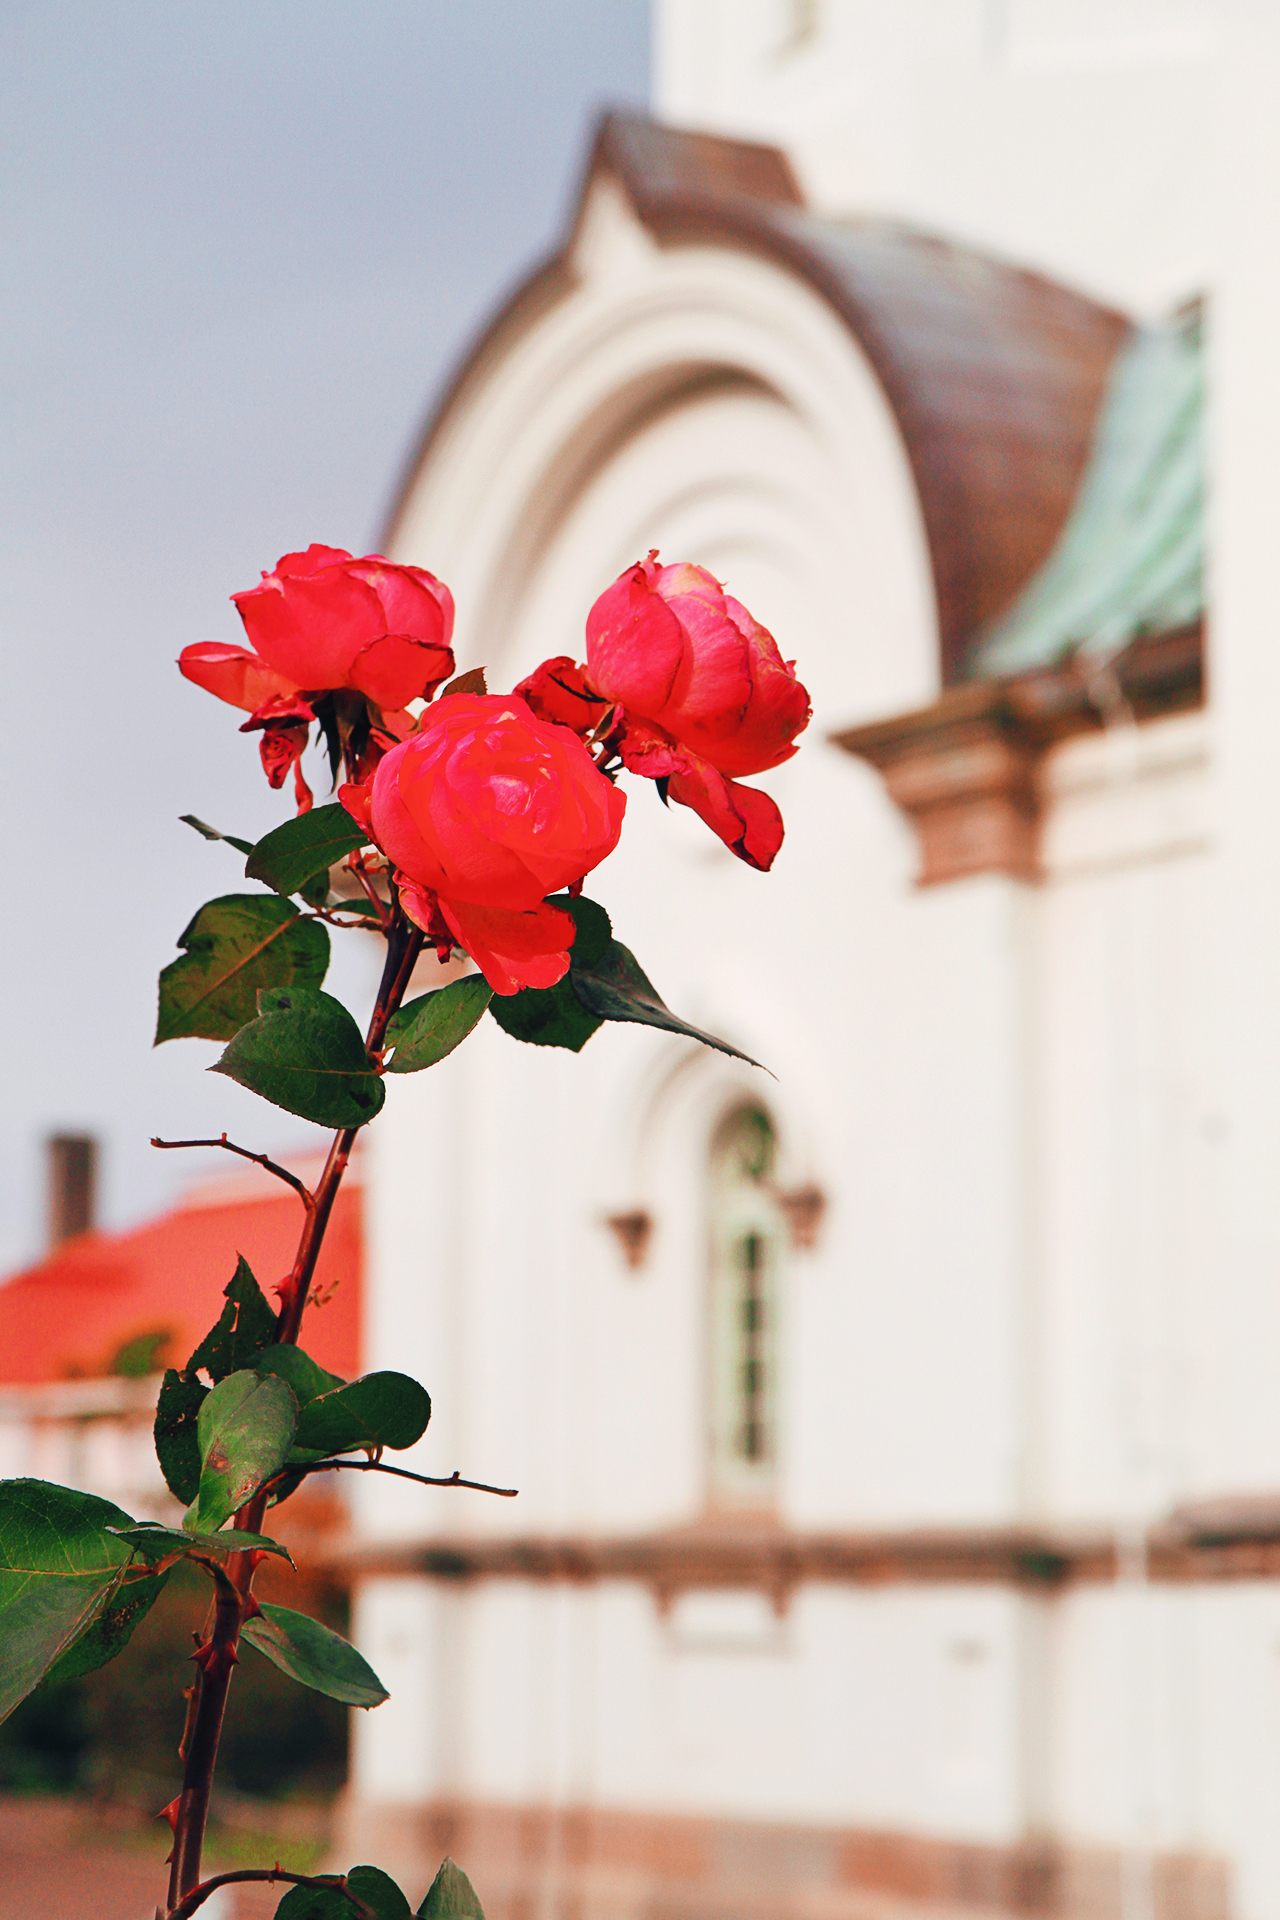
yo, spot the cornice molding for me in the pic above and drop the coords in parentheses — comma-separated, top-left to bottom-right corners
(831, 623, 1203, 885)
(337, 1480, 1280, 1608)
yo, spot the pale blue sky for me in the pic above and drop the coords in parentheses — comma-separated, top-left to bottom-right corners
(0, 1, 649, 1269)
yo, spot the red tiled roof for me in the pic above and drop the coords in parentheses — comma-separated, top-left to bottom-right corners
(0, 1162, 362, 1384)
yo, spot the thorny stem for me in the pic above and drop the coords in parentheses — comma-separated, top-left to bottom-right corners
(276, 915, 423, 1345)
(164, 912, 425, 1913)
(164, 1565, 242, 1906)
(164, 1867, 376, 1919)
(350, 852, 392, 931)
(151, 1134, 315, 1212)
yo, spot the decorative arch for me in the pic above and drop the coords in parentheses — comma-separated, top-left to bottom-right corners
(385, 195, 940, 720)
(383, 110, 1128, 689)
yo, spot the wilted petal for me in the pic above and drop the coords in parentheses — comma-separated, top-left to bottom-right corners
(513, 656, 608, 737)
(257, 723, 309, 797)
(614, 714, 688, 781)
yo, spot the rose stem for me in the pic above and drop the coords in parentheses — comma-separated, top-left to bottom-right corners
(165, 913, 425, 1911)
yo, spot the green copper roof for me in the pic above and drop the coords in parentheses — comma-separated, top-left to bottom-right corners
(968, 304, 1203, 679)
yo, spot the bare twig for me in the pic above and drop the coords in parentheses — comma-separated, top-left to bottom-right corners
(167, 1866, 375, 1919)
(277, 1458, 518, 1498)
(151, 1135, 315, 1211)
(308, 904, 385, 929)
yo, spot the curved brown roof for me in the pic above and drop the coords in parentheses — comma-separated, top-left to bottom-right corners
(385, 112, 1131, 685)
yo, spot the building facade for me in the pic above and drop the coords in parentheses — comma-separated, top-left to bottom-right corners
(341, 7, 1280, 1920)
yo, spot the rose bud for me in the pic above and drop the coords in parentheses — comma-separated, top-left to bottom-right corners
(341, 692, 626, 996)
(583, 553, 809, 870)
(179, 544, 456, 715)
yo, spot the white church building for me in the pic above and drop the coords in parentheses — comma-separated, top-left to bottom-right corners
(329, 5, 1280, 1919)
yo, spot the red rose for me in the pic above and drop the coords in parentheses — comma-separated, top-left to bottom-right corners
(582, 553, 810, 870)
(180, 544, 456, 714)
(513, 656, 610, 735)
(342, 693, 626, 996)
(586, 555, 809, 777)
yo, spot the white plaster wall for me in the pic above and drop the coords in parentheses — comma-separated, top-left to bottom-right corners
(655, 0, 1214, 315)
(355, 1576, 1030, 1841)
(1034, 715, 1220, 1523)
(1047, 1578, 1280, 1920)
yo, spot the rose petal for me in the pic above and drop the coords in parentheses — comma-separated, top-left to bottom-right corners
(338, 780, 375, 838)
(666, 752, 785, 871)
(178, 642, 299, 714)
(615, 714, 689, 780)
(346, 632, 455, 710)
(585, 558, 687, 713)
(437, 896, 576, 997)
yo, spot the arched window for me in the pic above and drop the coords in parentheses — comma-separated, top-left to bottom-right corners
(707, 1104, 785, 1507)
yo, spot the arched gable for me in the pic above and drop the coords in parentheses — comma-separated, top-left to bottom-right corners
(384, 111, 1129, 689)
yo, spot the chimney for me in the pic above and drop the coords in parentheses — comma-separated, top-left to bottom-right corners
(47, 1134, 97, 1248)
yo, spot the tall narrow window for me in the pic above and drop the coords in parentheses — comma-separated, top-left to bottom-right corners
(708, 1105, 784, 1507)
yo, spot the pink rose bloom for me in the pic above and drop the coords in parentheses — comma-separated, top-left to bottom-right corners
(580, 553, 810, 870)
(180, 544, 455, 715)
(342, 693, 626, 996)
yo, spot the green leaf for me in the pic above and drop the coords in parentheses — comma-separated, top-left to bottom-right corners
(485, 896, 611, 1053)
(328, 896, 382, 921)
(570, 940, 764, 1070)
(156, 894, 330, 1044)
(273, 1879, 352, 1919)
(347, 1868, 412, 1919)
(294, 1373, 431, 1456)
(110, 1524, 294, 1566)
(42, 1565, 171, 1686)
(183, 1370, 298, 1533)
(385, 976, 493, 1073)
(212, 985, 385, 1129)
(558, 893, 613, 964)
(246, 803, 368, 899)
(0, 1481, 136, 1722)
(275, 1866, 410, 1919)
(242, 1603, 390, 1708)
(487, 975, 602, 1052)
(154, 1369, 208, 1504)
(253, 1344, 346, 1405)
(180, 814, 255, 856)
(418, 1858, 485, 1919)
(189, 1256, 279, 1382)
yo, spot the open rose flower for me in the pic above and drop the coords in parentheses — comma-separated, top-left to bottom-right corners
(181, 544, 455, 713)
(341, 693, 626, 996)
(178, 546, 457, 807)
(585, 554, 809, 869)
(522, 554, 810, 871)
